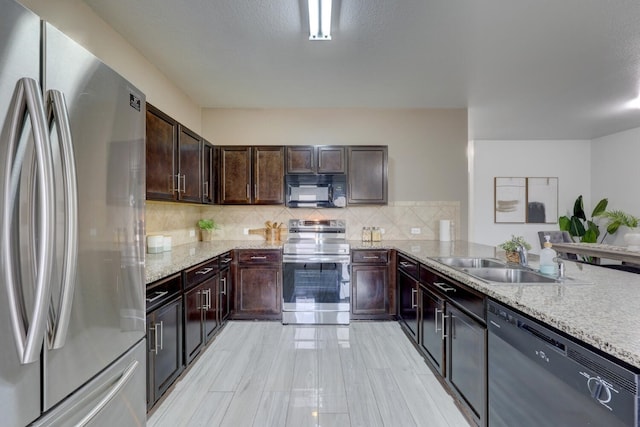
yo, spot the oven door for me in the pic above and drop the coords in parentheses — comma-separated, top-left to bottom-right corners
(282, 256, 350, 324)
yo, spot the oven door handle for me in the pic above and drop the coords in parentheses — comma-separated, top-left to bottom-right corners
(283, 255, 350, 264)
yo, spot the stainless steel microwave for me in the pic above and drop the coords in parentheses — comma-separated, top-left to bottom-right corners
(285, 174, 347, 208)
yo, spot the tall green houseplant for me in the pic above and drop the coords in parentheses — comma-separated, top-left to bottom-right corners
(559, 195, 608, 243)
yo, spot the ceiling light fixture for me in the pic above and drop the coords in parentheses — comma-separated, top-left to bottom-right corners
(308, 0, 332, 41)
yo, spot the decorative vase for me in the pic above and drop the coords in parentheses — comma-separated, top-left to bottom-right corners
(505, 251, 520, 264)
(200, 229, 214, 242)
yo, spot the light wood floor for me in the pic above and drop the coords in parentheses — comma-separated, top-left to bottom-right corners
(147, 321, 471, 427)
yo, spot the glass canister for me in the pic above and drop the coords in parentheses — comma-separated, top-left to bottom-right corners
(362, 227, 371, 242)
(371, 227, 382, 242)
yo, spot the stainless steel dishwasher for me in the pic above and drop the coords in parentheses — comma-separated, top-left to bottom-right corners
(487, 300, 639, 427)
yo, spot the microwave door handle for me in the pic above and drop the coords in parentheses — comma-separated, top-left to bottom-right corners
(46, 89, 78, 350)
(1, 78, 56, 364)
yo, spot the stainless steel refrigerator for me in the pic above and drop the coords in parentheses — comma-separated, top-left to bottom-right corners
(0, 0, 147, 425)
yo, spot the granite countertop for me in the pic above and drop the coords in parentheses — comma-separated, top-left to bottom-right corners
(145, 239, 640, 370)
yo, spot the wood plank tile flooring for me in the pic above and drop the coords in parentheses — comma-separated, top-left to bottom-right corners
(147, 321, 471, 427)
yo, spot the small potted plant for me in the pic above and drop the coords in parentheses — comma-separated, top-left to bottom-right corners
(498, 235, 532, 264)
(197, 219, 220, 242)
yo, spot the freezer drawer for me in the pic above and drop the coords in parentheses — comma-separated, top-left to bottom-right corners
(31, 339, 146, 427)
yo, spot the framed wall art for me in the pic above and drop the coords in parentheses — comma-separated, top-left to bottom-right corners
(494, 177, 526, 223)
(526, 177, 558, 223)
(494, 177, 559, 224)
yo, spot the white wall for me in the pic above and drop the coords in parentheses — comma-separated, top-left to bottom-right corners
(21, 0, 201, 132)
(471, 140, 591, 252)
(202, 108, 470, 236)
(592, 126, 640, 245)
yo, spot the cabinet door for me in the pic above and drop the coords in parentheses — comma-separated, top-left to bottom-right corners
(146, 104, 177, 201)
(419, 287, 445, 375)
(184, 285, 205, 364)
(236, 266, 282, 316)
(177, 125, 202, 203)
(202, 141, 215, 204)
(286, 146, 315, 173)
(398, 270, 418, 340)
(447, 304, 487, 425)
(220, 146, 251, 204)
(352, 265, 388, 315)
(203, 276, 219, 343)
(219, 267, 232, 322)
(147, 297, 183, 408)
(253, 146, 284, 204)
(347, 146, 388, 204)
(317, 146, 345, 173)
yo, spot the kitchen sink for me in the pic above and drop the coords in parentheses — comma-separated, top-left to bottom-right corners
(461, 267, 560, 284)
(433, 257, 507, 269)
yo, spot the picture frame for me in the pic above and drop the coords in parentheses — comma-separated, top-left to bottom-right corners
(526, 177, 558, 223)
(494, 177, 526, 223)
(494, 177, 559, 224)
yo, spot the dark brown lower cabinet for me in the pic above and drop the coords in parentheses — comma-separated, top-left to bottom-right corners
(219, 258, 232, 322)
(147, 295, 183, 410)
(397, 259, 419, 340)
(184, 277, 219, 364)
(417, 263, 487, 427)
(351, 249, 391, 319)
(419, 285, 445, 375)
(233, 249, 282, 319)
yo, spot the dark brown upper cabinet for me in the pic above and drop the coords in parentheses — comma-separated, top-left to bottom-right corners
(146, 103, 178, 201)
(219, 146, 284, 205)
(202, 141, 215, 204)
(286, 145, 345, 174)
(347, 146, 388, 205)
(145, 103, 208, 203)
(177, 125, 203, 203)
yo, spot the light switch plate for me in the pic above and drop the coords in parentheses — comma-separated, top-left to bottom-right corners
(411, 227, 421, 234)
(189, 229, 196, 237)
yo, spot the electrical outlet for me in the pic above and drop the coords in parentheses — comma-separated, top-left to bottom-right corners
(380, 228, 385, 234)
(243, 228, 250, 235)
(411, 227, 421, 235)
(189, 229, 196, 237)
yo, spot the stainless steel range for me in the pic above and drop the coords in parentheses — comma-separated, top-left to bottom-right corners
(282, 219, 350, 324)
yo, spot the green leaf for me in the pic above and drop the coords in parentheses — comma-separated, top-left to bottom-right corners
(569, 216, 585, 237)
(607, 221, 621, 234)
(583, 228, 598, 243)
(573, 196, 586, 221)
(558, 216, 571, 231)
(591, 198, 608, 217)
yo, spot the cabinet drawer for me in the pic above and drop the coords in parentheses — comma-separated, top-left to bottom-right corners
(219, 251, 233, 268)
(237, 249, 282, 264)
(397, 253, 419, 279)
(352, 250, 389, 264)
(146, 273, 182, 313)
(184, 257, 219, 289)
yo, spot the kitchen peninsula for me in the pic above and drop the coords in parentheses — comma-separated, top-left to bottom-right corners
(146, 239, 640, 370)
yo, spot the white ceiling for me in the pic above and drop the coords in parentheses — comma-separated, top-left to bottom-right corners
(84, 0, 640, 140)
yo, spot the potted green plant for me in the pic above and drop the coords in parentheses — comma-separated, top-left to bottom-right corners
(498, 235, 532, 264)
(559, 195, 608, 243)
(197, 219, 220, 242)
(559, 195, 638, 244)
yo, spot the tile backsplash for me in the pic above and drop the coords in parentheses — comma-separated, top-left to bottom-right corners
(146, 200, 460, 246)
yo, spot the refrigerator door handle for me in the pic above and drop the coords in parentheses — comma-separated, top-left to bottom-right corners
(1, 77, 56, 364)
(75, 359, 140, 427)
(45, 89, 78, 350)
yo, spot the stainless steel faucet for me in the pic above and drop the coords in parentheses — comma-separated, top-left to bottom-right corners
(516, 243, 528, 267)
(556, 258, 565, 279)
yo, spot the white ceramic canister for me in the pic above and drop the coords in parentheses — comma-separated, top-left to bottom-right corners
(163, 236, 172, 252)
(147, 235, 164, 254)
